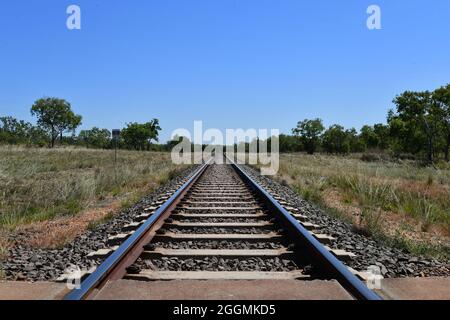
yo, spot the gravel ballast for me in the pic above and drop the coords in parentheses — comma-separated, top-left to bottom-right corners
(131, 256, 301, 272)
(165, 227, 276, 235)
(151, 240, 285, 250)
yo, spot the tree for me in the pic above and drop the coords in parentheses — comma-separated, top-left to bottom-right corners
(166, 135, 190, 151)
(121, 119, 161, 150)
(144, 119, 162, 149)
(27, 126, 49, 147)
(391, 91, 441, 163)
(278, 134, 303, 153)
(31, 97, 82, 148)
(360, 124, 390, 151)
(0, 116, 51, 146)
(64, 112, 82, 142)
(0, 116, 32, 144)
(373, 123, 390, 150)
(292, 118, 324, 154)
(79, 127, 111, 149)
(121, 123, 148, 150)
(433, 84, 450, 161)
(387, 109, 422, 155)
(346, 128, 365, 152)
(360, 125, 379, 150)
(322, 125, 349, 154)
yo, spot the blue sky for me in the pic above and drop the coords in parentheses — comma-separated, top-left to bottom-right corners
(0, 0, 449, 142)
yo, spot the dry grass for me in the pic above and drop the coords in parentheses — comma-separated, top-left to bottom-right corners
(0, 146, 188, 252)
(16, 197, 122, 248)
(261, 153, 450, 259)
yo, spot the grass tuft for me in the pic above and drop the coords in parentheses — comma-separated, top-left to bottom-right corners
(87, 211, 116, 231)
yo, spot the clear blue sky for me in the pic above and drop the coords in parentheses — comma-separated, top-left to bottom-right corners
(1, 0, 449, 142)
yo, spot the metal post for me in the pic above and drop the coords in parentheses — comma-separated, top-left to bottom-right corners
(114, 139, 117, 183)
(112, 129, 121, 184)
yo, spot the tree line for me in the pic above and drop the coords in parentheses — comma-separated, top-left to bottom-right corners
(0, 97, 165, 151)
(1, 84, 449, 163)
(274, 84, 449, 163)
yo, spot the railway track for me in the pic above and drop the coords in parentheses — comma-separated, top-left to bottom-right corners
(64, 157, 381, 300)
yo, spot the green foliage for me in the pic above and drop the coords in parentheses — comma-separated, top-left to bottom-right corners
(79, 127, 111, 149)
(322, 125, 350, 154)
(358, 207, 383, 237)
(276, 134, 303, 153)
(373, 123, 390, 150)
(285, 83, 450, 163)
(433, 84, 450, 161)
(31, 97, 82, 148)
(360, 124, 390, 150)
(292, 118, 324, 154)
(360, 125, 379, 149)
(389, 90, 442, 163)
(346, 128, 365, 152)
(4, 83, 450, 162)
(121, 119, 162, 151)
(284, 134, 303, 152)
(0, 116, 33, 144)
(0, 116, 48, 146)
(2, 94, 165, 150)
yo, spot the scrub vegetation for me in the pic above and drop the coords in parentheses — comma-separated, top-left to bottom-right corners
(0, 146, 187, 256)
(262, 153, 450, 260)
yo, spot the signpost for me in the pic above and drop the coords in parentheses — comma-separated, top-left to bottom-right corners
(112, 129, 121, 183)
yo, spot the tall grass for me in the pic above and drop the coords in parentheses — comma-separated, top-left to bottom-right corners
(266, 153, 450, 259)
(0, 146, 186, 228)
(332, 174, 449, 232)
(278, 154, 450, 231)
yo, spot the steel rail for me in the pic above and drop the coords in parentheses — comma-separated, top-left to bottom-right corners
(64, 160, 212, 300)
(226, 156, 382, 300)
